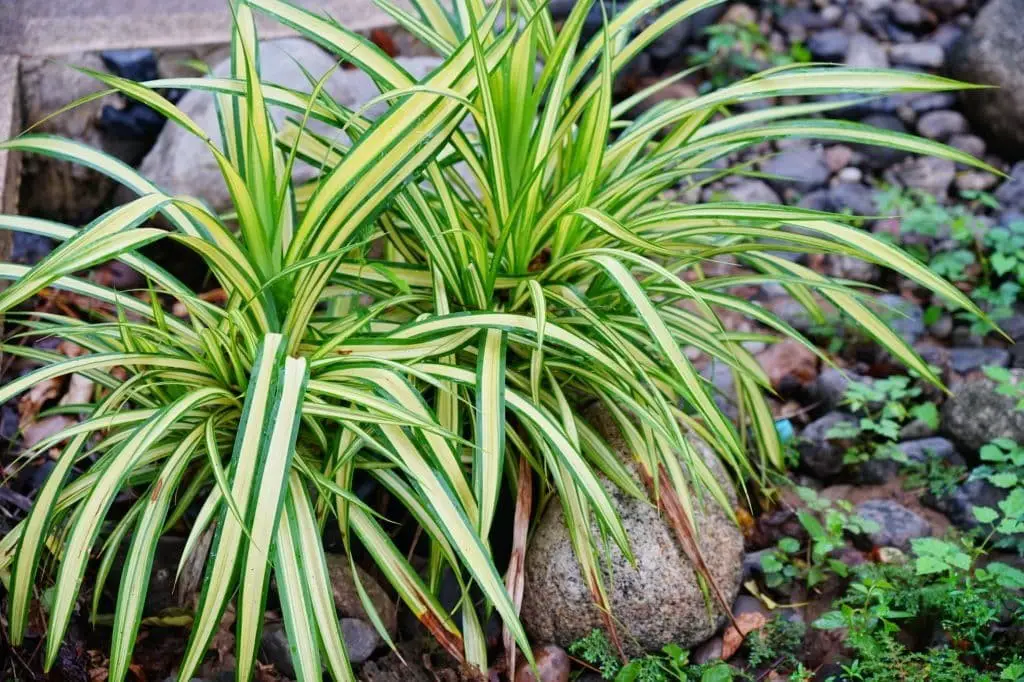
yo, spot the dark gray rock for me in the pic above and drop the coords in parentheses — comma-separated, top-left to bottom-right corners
(889, 42, 945, 68)
(854, 114, 911, 169)
(726, 179, 782, 204)
(830, 182, 880, 215)
(876, 294, 925, 344)
(826, 255, 881, 282)
(942, 369, 1024, 453)
(855, 500, 932, 550)
(995, 163, 1024, 211)
(262, 618, 381, 676)
(889, 1, 934, 27)
(809, 368, 869, 412)
(742, 548, 773, 581)
(340, 618, 383, 664)
(799, 183, 878, 217)
(762, 148, 831, 194)
(929, 316, 955, 342)
(894, 156, 956, 196)
(949, 0, 1024, 156)
(926, 0, 969, 18)
(931, 23, 964, 50)
(691, 636, 723, 664)
(925, 478, 1006, 529)
(798, 411, 857, 479)
(732, 594, 770, 617)
(703, 361, 739, 422)
(779, 8, 835, 34)
(262, 625, 297, 678)
(942, 133, 983, 159)
(998, 306, 1024, 340)
(949, 347, 1011, 374)
(521, 408, 743, 656)
(916, 110, 968, 141)
(896, 437, 964, 465)
(549, 0, 725, 61)
(898, 418, 938, 441)
(908, 92, 958, 114)
(324, 555, 398, 636)
(808, 29, 851, 59)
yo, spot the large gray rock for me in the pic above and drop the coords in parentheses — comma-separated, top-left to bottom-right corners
(896, 437, 963, 465)
(949, 0, 1024, 156)
(942, 369, 1024, 453)
(262, 618, 381, 675)
(798, 411, 856, 479)
(761, 147, 831, 194)
(324, 554, 398, 637)
(127, 40, 441, 214)
(855, 500, 932, 550)
(521, 407, 743, 656)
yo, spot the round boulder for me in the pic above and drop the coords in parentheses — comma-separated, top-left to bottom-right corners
(949, 0, 1024, 156)
(520, 408, 743, 656)
(942, 369, 1024, 453)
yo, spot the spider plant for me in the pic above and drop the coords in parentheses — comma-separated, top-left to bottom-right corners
(0, 0, 993, 679)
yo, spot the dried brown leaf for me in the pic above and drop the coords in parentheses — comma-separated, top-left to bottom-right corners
(18, 377, 62, 428)
(721, 610, 767, 660)
(504, 456, 533, 681)
(22, 414, 76, 449)
(60, 374, 95, 406)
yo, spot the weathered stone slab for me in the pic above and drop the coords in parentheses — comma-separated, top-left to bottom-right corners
(0, 55, 20, 217)
(1, 0, 408, 56)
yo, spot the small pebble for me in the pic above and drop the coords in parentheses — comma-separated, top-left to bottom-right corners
(948, 133, 986, 159)
(916, 109, 968, 140)
(825, 144, 854, 171)
(515, 645, 570, 682)
(821, 5, 843, 22)
(837, 166, 863, 183)
(889, 42, 945, 68)
(956, 171, 999, 193)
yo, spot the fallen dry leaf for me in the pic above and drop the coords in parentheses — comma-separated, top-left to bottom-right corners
(128, 663, 147, 682)
(756, 339, 819, 391)
(18, 377, 62, 428)
(59, 374, 95, 406)
(721, 610, 768, 660)
(22, 414, 76, 449)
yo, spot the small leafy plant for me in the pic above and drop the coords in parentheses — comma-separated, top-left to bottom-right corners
(880, 186, 1024, 336)
(761, 487, 879, 589)
(901, 449, 967, 499)
(825, 376, 938, 467)
(814, 532, 1024, 681)
(982, 365, 1024, 410)
(972, 438, 1024, 490)
(744, 617, 806, 669)
(690, 21, 809, 90)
